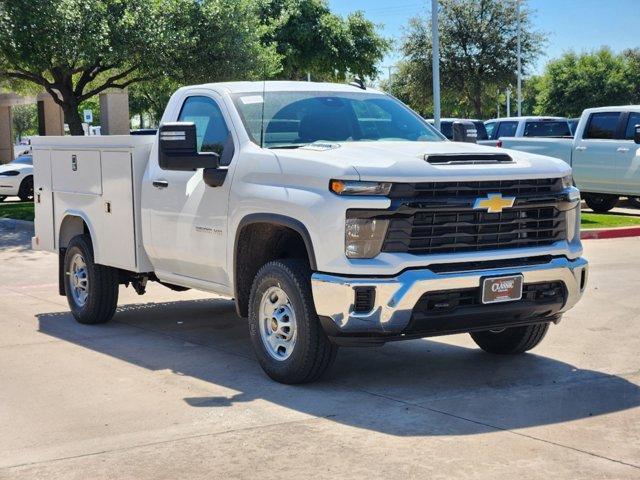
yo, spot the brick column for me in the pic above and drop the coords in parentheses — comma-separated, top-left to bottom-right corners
(36, 93, 65, 136)
(99, 90, 130, 135)
(0, 106, 13, 164)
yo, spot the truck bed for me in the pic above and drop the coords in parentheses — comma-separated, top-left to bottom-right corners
(499, 137, 574, 164)
(32, 135, 155, 273)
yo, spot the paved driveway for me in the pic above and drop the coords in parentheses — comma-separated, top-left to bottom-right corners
(0, 221, 639, 479)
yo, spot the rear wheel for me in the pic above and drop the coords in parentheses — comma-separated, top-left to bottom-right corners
(628, 197, 640, 209)
(18, 176, 33, 202)
(584, 194, 618, 213)
(64, 234, 119, 324)
(248, 259, 338, 384)
(470, 322, 550, 354)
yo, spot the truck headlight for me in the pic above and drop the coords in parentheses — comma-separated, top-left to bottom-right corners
(330, 180, 392, 196)
(345, 218, 389, 259)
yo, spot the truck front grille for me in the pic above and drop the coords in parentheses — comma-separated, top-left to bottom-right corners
(389, 178, 563, 199)
(383, 206, 566, 255)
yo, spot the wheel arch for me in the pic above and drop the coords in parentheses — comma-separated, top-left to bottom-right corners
(58, 212, 98, 296)
(233, 213, 317, 317)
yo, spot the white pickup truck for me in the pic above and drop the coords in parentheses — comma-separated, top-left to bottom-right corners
(501, 106, 640, 212)
(32, 81, 588, 384)
(481, 116, 572, 147)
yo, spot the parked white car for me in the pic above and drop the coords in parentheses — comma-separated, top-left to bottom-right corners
(0, 153, 34, 202)
(500, 106, 640, 212)
(482, 116, 573, 147)
(32, 81, 587, 384)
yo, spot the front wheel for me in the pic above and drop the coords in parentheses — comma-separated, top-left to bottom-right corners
(18, 176, 33, 202)
(0, 195, 5, 202)
(64, 234, 119, 324)
(248, 259, 338, 384)
(584, 194, 618, 213)
(470, 322, 550, 354)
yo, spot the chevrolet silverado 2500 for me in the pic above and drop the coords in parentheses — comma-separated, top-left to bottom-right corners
(31, 81, 588, 384)
(501, 106, 640, 212)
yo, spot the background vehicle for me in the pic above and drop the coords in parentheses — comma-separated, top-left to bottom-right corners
(0, 153, 33, 202)
(427, 118, 488, 141)
(500, 106, 640, 212)
(482, 116, 572, 147)
(568, 118, 580, 135)
(31, 81, 587, 384)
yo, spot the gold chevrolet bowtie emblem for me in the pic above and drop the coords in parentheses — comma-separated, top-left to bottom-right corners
(473, 193, 516, 213)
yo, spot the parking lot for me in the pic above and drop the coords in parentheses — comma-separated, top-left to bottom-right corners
(0, 221, 639, 479)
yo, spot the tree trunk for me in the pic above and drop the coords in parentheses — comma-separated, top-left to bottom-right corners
(472, 86, 483, 119)
(61, 104, 85, 136)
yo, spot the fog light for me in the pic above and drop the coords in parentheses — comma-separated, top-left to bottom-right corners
(345, 218, 389, 259)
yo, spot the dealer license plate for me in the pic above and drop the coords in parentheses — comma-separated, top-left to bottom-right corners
(481, 275, 524, 304)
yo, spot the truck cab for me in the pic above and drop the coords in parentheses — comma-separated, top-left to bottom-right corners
(32, 81, 588, 384)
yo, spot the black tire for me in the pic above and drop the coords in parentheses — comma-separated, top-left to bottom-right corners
(64, 234, 119, 324)
(18, 176, 33, 202)
(584, 194, 618, 213)
(628, 197, 640, 209)
(248, 259, 338, 384)
(470, 322, 550, 354)
(0, 195, 5, 202)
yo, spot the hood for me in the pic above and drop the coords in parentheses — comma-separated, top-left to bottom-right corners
(0, 162, 32, 174)
(274, 141, 571, 182)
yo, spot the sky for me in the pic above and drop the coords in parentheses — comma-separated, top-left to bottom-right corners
(327, 0, 640, 79)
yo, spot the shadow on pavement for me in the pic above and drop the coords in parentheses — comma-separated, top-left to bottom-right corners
(36, 298, 640, 437)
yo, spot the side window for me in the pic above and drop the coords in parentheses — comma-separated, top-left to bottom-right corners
(584, 112, 621, 140)
(496, 121, 518, 138)
(178, 96, 229, 155)
(485, 121, 497, 139)
(624, 112, 640, 140)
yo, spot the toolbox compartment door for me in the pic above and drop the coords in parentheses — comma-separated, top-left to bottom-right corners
(98, 150, 136, 270)
(51, 150, 102, 195)
(32, 149, 55, 251)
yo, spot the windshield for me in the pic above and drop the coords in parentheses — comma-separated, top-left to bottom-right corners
(12, 155, 32, 165)
(524, 121, 571, 137)
(232, 91, 444, 148)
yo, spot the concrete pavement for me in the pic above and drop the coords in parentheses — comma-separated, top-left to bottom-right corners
(0, 223, 639, 479)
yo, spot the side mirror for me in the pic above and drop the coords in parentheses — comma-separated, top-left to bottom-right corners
(634, 125, 640, 144)
(158, 122, 219, 171)
(452, 121, 477, 143)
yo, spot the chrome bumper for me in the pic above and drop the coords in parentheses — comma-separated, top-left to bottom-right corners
(311, 257, 588, 335)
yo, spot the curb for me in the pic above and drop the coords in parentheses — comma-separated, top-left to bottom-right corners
(581, 226, 640, 240)
(0, 218, 35, 233)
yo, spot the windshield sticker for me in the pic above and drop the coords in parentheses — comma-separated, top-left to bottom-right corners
(240, 95, 264, 105)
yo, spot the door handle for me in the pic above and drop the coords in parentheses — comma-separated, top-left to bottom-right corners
(575, 146, 587, 151)
(617, 147, 630, 153)
(152, 180, 169, 188)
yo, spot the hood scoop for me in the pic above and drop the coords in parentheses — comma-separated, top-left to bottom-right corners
(424, 153, 513, 165)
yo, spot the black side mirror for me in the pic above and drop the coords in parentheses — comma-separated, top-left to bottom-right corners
(158, 122, 219, 171)
(634, 125, 640, 144)
(452, 121, 477, 143)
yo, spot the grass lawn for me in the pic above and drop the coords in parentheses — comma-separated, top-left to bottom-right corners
(0, 201, 35, 221)
(582, 212, 640, 229)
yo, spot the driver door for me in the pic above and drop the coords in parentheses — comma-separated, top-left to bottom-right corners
(146, 94, 236, 287)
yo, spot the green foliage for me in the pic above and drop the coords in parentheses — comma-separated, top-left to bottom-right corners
(11, 105, 37, 141)
(533, 48, 640, 117)
(0, 202, 34, 221)
(259, 0, 390, 81)
(393, 0, 543, 118)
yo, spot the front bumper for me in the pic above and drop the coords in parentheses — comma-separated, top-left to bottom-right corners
(311, 256, 588, 338)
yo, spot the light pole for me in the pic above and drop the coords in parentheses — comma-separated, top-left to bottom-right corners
(432, 0, 441, 130)
(516, 0, 522, 117)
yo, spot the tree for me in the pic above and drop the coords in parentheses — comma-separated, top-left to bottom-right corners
(12, 104, 37, 141)
(259, 0, 390, 81)
(533, 48, 640, 117)
(395, 0, 543, 118)
(0, 0, 279, 135)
